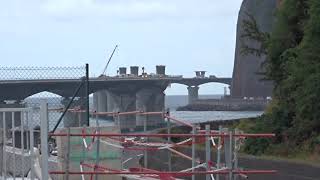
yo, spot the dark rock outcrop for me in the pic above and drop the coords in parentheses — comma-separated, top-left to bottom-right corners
(231, 0, 277, 98)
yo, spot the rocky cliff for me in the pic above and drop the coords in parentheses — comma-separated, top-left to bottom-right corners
(231, 0, 277, 98)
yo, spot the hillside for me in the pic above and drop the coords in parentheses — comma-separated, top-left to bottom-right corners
(240, 0, 320, 161)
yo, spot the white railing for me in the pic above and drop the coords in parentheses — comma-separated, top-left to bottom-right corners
(0, 107, 41, 179)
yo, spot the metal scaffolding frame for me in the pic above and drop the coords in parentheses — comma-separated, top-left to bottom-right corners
(0, 100, 276, 180)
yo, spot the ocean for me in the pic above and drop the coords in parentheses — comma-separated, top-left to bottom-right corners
(165, 94, 223, 110)
(91, 95, 263, 127)
(24, 95, 263, 129)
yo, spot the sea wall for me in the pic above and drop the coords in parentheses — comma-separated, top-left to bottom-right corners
(177, 99, 269, 111)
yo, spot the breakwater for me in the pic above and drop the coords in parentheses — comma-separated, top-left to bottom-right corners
(177, 98, 269, 111)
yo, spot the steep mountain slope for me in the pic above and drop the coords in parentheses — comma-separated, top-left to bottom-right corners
(231, 0, 277, 98)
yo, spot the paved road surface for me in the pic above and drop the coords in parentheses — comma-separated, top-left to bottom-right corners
(146, 147, 320, 180)
(239, 155, 320, 180)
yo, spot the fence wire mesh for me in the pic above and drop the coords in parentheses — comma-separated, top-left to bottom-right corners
(0, 66, 86, 80)
(0, 65, 88, 132)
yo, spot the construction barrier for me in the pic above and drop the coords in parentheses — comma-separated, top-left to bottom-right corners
(46, 108, 276, 180)
(0, 101, 277, 180)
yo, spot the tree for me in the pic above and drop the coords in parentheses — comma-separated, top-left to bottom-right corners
(242, 0, 320, 155)
(241, 12, 270, 57)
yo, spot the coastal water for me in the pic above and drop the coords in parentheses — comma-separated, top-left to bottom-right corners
(87, 110, 263, 128)
(165, 95, 263, 124)
(89, 95, 263, 127)
(43, 110, 263, 130)
(170, 110, 263, 124)
(25, 95, 264, 129)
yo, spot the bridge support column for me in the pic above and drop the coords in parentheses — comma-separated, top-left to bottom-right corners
(188, 86, 199, 104)
(62, 98, 86, 128)
(136, 88, 165, 130)
(93, 90, 108, 118)
(107, 91, 136, 130)
(93, 93, 98, 111)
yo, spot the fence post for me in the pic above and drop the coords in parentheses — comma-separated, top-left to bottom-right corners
(81, 125, 86, 165)
(192, 126, 197, 180)
(40, 100, 49, 180)
(85, 63, 90, 127)
(21, 111, 25, 180)
(216, 125, 222, 180)
(2, 112, 6, 179)
(64, 128, 70, 180)
(12, 112, 16, 178)
(144, 111, 148, 168)
(29, 109, 35, 180)
(223, 128, 233, 180)
(95, 113, 101, 180)
(228, 130, 233, 180)
(166, 110, 172, 171)
(205, 124, 211, 180)
(234, 129, 239, 180)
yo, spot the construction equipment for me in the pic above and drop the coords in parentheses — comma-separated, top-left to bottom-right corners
(101, 45, 118, 75)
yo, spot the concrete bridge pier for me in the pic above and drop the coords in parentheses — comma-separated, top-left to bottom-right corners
(187, 86, 199, 104)
(62, 97, 86, 127)
(93, 90, 108, 118)
(93, 93, 98, 112)
(136, 88, 165, 129)
(107, 91, 136, 130)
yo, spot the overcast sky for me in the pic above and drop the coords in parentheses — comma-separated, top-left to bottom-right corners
(0, 0, 243, 95)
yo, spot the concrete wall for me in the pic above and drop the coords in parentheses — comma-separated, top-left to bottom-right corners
(136, 88, 165, 128)
(61, 98, 87, 128)
(107, 91, 137, 130)
(187, 86, 199, 104)
(93, 90, 108, 112)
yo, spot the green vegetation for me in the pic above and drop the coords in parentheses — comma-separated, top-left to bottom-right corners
(158, 125, 191, 142)
(240, 0, 320, 161)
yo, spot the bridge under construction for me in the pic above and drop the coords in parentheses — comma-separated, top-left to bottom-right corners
(0, 65, 231, 131)
(0, 65, 275, 180)
(0, 102, 276, 180)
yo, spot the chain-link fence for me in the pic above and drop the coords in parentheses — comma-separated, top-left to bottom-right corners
(0, 65, 89, 132)
(0, 66, 86, 80)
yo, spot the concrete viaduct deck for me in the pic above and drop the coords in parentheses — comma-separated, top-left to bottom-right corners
(0, 76, 231, 130)
(0, 76, 231, 101)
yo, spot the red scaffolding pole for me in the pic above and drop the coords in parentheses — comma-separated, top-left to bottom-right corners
(49, 170, 277, 176)
(50, 132, 275, 138)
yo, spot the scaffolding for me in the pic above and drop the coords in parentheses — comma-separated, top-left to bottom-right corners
(49, 105, 275, 180)
(1, 100, 276, 180)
